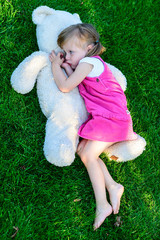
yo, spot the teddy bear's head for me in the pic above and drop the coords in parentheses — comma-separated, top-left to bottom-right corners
(32, 6, 82, 53)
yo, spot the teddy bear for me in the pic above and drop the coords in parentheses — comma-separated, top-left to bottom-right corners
(11, 6, 146, 167)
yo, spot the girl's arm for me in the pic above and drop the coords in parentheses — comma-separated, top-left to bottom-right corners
(52, 62, 93, 92)
(61, 62, 74, 76)
(50, 51, 93, 93)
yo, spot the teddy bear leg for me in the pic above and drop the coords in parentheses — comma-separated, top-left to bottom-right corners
(103, 134, 146, 162)
(43, 117, 78, 167)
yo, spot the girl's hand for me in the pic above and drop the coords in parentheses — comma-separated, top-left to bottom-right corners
(49, 50, 65, 66)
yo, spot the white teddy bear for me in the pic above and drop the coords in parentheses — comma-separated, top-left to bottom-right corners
(11, 6, 146, 167)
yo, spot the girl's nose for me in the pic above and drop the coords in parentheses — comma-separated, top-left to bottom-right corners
(65, 53, 70, 60)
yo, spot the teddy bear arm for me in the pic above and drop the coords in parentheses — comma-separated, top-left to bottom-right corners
(11, 51, 49, 94)
(106, 63, 127, 92)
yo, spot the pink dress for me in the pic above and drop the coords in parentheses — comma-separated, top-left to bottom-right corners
(78, 56, 137, 142)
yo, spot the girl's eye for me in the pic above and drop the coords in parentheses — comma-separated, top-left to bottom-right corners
(70, 51, 74, 54)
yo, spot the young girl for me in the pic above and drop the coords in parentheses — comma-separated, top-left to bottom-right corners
(49, 23, 137, 230)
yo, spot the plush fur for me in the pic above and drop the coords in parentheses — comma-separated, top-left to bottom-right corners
(11, 6, 146, 166)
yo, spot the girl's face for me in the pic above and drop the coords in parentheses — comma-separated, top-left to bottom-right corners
(62, 37, 90, 69)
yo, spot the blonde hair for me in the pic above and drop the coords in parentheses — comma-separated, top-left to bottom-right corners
(57, 23, 106, 57)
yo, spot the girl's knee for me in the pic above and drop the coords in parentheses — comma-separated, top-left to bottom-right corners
(77, 147, 86, 162)
(77, 139, 87, 157)
(79, 148, 94, 165)
(78, 139, 106, 164)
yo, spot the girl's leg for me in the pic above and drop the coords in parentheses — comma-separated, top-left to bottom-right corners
(77, 139, 124, 228)
(97, 158, 124, 214)
(77, 140, 114, 230)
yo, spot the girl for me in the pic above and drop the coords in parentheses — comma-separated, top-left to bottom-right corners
(49, 23, 137, 230)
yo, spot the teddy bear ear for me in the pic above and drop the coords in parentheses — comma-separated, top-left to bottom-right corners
(73, 13, 81, 21)
(32, 6, 56, 24)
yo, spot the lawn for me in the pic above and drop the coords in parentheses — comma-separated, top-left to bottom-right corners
(0, 0, 160, 239)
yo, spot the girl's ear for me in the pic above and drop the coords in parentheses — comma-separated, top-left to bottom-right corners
(87, 44, 94, 52)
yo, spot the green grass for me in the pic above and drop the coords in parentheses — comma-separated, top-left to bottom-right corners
(0, 0, 160, 239)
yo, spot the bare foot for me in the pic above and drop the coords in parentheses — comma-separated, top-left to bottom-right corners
(108, 184, 124, 214)
(93, 203, 112, 230)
